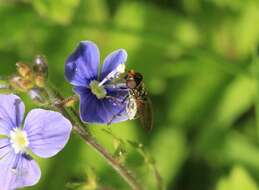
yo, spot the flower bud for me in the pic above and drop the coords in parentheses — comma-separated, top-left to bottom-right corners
(34, 74, 46, 88)
(16, 62, 33, 79)
(55, 96, 78, 107)
(9, 76, 34, 92)
(28, 88, 44, 103)
(33, 55, 48, 76)
(63, 96, 78, 107)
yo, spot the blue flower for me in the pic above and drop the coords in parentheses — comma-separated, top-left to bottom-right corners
(0, 94, 72, 190)
(65, 41, 132, 124)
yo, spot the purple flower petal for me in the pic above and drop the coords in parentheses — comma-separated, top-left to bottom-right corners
(65, 41, 100, 86)
(75, 86, 129, 123)
(101, 49, 127, 80)
(77, 88, 105, 123)
(73, 85, 89, 96)
(0, 138, 11, 158)
(0, 152, 41, 190)
(73, 86, 102, 122)
(0, 94, 25, 135)
(23, 109, 72, 158)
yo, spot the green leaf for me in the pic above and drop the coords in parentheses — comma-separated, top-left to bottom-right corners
(253, 48, 259, 140)
(214, 75, 255, 127)
(32, 0, 80, 24)
(216, 166, 258, 190)
(234, 2, 259, 58)
(150, 128, 188, 188)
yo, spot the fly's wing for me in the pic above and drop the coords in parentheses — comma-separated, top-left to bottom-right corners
(137, 96, 153, 131)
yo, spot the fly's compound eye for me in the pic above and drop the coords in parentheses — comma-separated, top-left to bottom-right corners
(127, 80, 137, 89)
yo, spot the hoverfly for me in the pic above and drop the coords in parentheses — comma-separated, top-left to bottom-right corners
(124, 70, 154, 131)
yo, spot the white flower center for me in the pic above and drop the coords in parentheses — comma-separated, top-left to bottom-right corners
(90, 80, 107, 99)
(90, 64, 126, 99)
(10, 128, 29, 154)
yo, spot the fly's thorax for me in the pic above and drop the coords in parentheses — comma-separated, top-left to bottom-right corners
(129, 83, 146, 99)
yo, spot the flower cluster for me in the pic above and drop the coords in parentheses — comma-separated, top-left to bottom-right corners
(0, 40, 137, 190)
(10, 55, 48, 92)
(0, 94, 72, 190)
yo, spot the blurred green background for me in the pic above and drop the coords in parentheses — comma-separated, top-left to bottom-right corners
(1, 0, 259, 189)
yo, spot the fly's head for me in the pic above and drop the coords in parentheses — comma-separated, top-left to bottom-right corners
(125, 70, 143, 89)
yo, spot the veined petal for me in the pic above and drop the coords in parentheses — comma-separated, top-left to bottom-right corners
(75, 86, 110, 123)
(73, 85, 89, 96)
(0, 152, 41, 190)
(65, 41, 100, 86)
(0, 94, 25, 135)
(24, 109, 72, 158)
(101, 49, 127, 80)
(0, 138, 11, 159)
(78, 89, 106, 123)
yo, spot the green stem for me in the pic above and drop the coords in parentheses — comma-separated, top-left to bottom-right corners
(253, 47, 259, 142)
(153, 165, 164, 190)
(44, 85, 143, 190)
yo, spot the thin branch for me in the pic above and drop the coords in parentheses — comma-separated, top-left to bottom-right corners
(153, 165, 164, 190)
(44, 85, 143, 190)
(73, 126, 142, 190)
(252, 46, 259, 142)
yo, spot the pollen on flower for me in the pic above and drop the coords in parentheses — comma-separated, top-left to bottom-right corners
(116, 64, 125, 73)
(10, 128, 29, 154)
(90, 80, 107, 99)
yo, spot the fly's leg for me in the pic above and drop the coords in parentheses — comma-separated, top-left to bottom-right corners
(105, 92, 129, 106)
(107, 112, 125, 125)
(106, 94, 130, 125)
(107, 107, 130, 125)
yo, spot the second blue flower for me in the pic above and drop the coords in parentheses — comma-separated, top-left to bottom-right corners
(65, 41, 132, 124)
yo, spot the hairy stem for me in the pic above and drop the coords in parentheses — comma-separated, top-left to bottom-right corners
(72, 126, 142, 190)
(44, 85, 143, 190)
